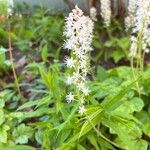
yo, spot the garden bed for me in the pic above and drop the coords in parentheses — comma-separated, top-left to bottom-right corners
(0, 1, 150, 150)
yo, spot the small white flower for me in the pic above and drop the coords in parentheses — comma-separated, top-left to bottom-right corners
(72, 5, 83, 19)
(64, 39, 74, 50)
(64, 57, 75, 68)
(77, 82, 90, 96)
(79, 105, 86, 114)
(72, 72, 80, 84)
(77, 82, 85, 91)
(145, 48, 149, 53)
(66, 92, 74, 103)
(66, 76, 72, 85)
(82, 87, 90, 96)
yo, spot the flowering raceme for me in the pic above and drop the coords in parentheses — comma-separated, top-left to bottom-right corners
(7, 0, 14, 16)
(63, 6, 94, 114)
(100, 0, 111, 26)
(129, 0, 150, 57)
(125, 0, 136, 30)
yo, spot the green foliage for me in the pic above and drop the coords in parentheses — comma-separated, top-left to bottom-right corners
(5, 64, 147, 150)
(13, 124, 34, 144)
(0, 47, 11, 74)
(11, 9, 64, 61)
(0, 0, 7, 14)
(93, 21, 130, 63)
(0, 6, 149, 150)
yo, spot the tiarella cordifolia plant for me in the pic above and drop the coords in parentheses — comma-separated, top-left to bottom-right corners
(64, 6, 94, 114)
(129, 0, 150, 64)
(125, 0, 136, 30)
(128, 0, 150, 96)
(100, 0, 111, 27)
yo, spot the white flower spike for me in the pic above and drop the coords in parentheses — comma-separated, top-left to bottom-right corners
(66, 92, 74, 103)
(129, 0, 150, 57)
(100, 0, 111, 27)
(64, 6, 94, 113)
(125, 0, 136, 30)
